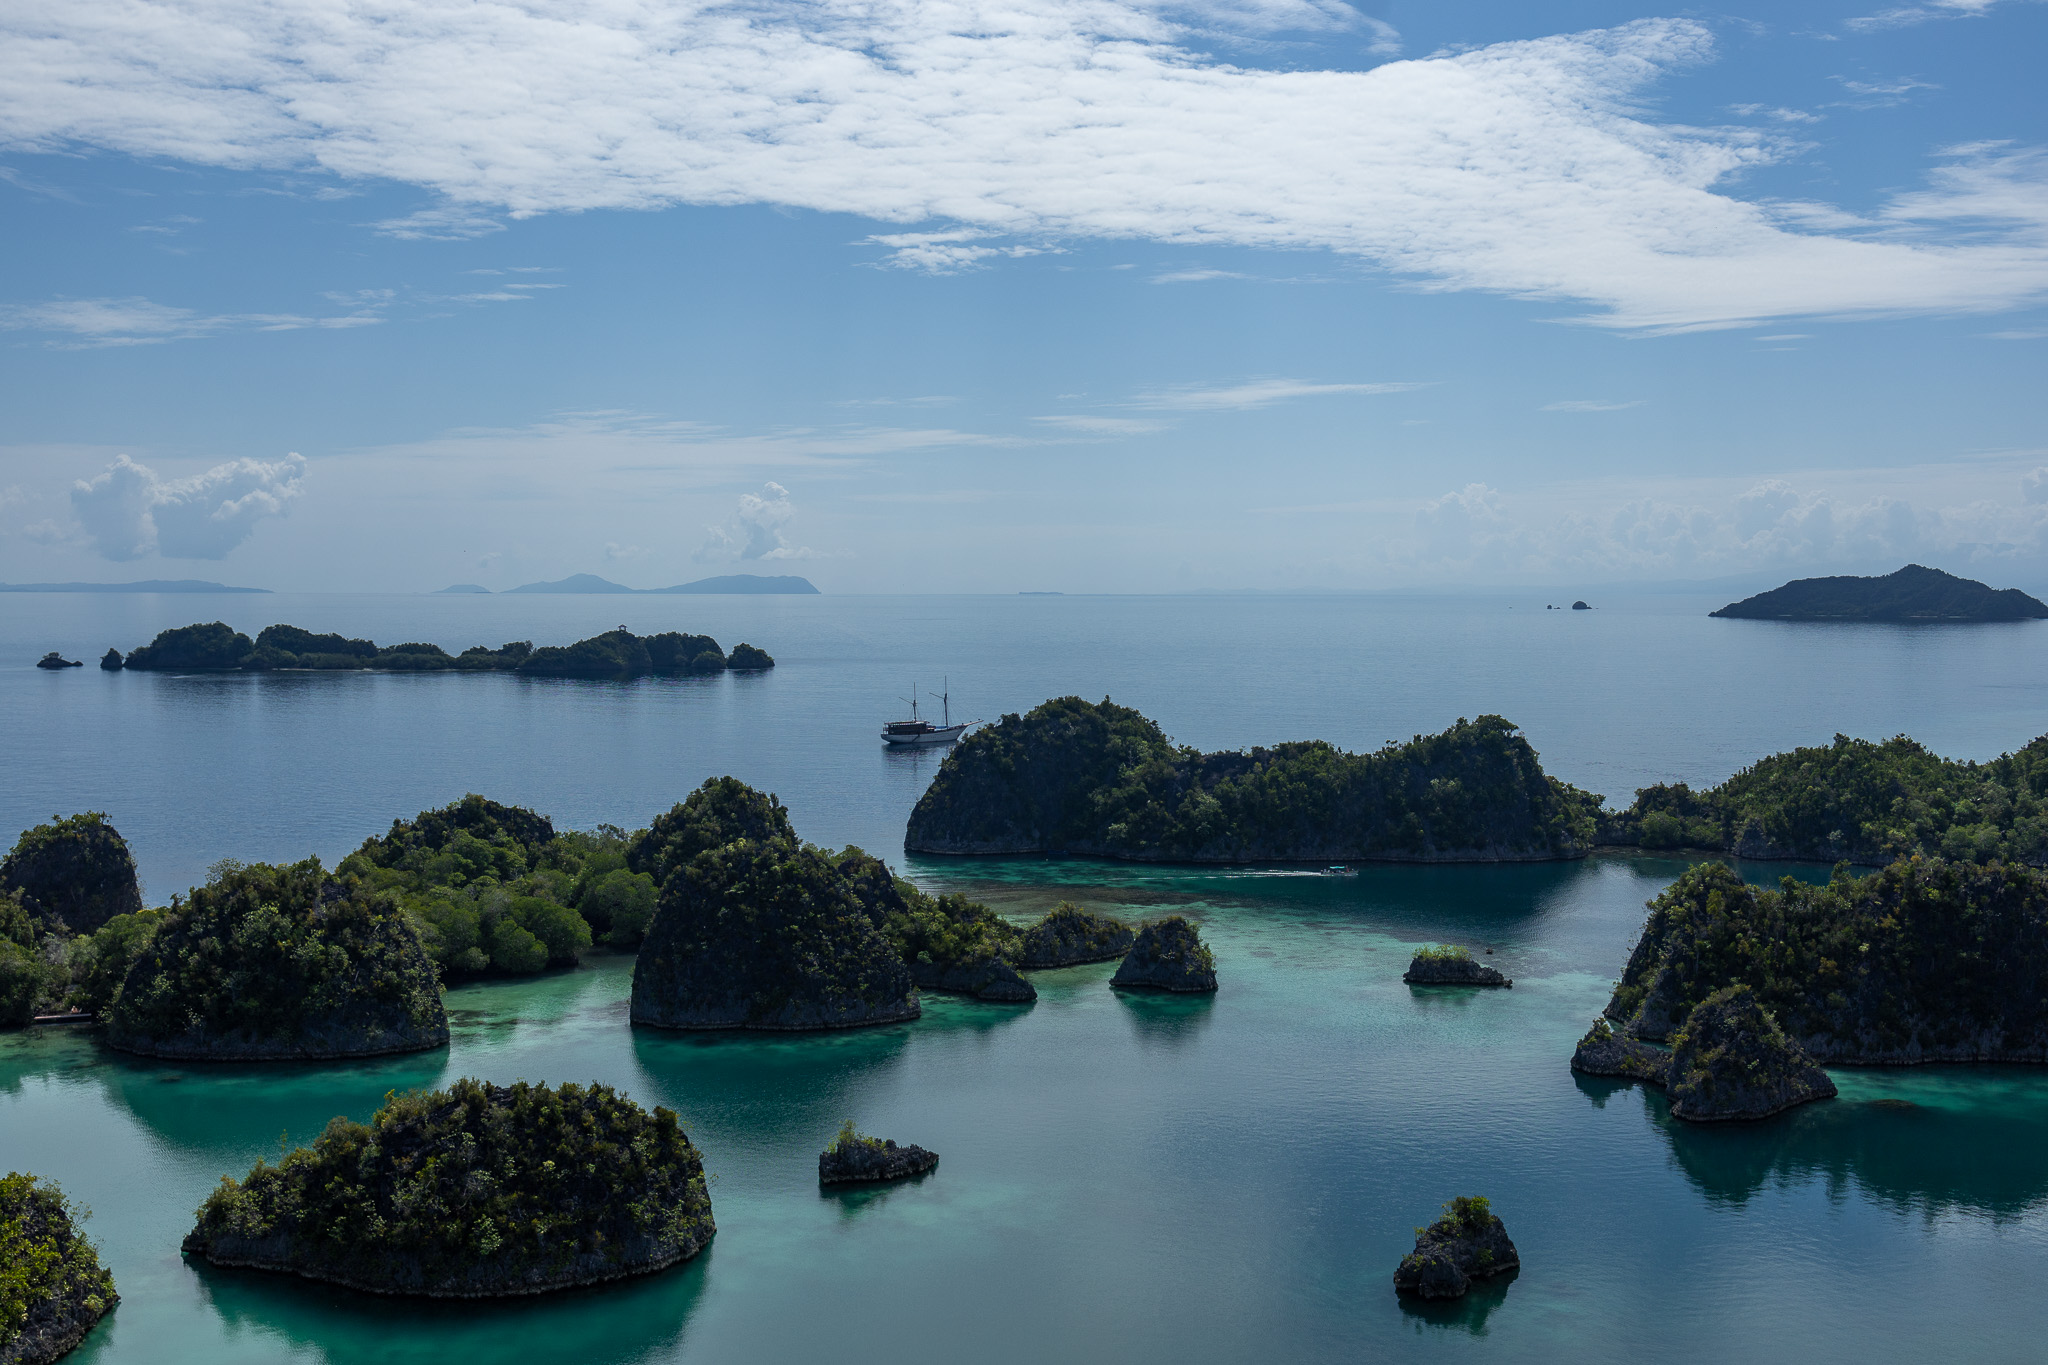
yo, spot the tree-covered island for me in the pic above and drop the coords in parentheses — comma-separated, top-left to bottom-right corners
(0, 1172, 118, 1365)
(905, 698, 1601, 862)
(1711, 564, 2048, 622)
(103, 859, 448, 1060)
(114, 622, 773, 676)
(182, 1079, 713, 1296)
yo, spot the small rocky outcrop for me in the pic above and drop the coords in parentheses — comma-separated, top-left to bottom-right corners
(1, 813, 144, 935)
(1569, 1018, 1669, 1083)
(1571, 601, 1590, 611)
(105, 859, 447, 1060)
(34, 653, 81, 670)
(1016, 902, 1134, 967)
(1109, 916, 1216, 992)
(818, 1123, 939, 1184)
(1393, 1196, 1518, 1300)
(1402, 946, 1510, 987)
(0, 1172, 118, 1365)
(98, 649, 122, 670)
(183, 1079, 713, 1297)
(1666, 986, 1837, 1122)
(726, 643, 774, 670)
(630, 781, 919, 1031)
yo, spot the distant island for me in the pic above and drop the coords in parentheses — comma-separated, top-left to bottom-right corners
(432, 583, 491, 594)
(0, 579, 268, 593)
(109, 622, 772, 676)
(1711, 564, 2048, 622)
(501, 573, 819, 595)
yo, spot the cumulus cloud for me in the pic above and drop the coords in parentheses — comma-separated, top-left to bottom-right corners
(6, 8, 2048, 330)
(70, 453, 306, 560)
(697, 481, 814, 561)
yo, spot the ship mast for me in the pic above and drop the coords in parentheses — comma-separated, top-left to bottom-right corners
(928, 677, 950, 728)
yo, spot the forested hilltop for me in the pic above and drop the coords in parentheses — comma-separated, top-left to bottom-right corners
(905, 698, 1602, 862)
(1601, 730, 2048, 865)
(1710, 564, 2048, 622)
(110, 622, 772, 676)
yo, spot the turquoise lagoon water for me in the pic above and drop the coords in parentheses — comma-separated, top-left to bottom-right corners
(5, 592, 2048, 1361)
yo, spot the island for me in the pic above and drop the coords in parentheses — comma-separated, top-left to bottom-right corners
(1402, 944, 1510, 987)
(34, 653, 81, 669)
(852, 862, 1035, 1002)
(0, 1173, 118, 1364)
(113, 622, 767, 676)
(1109, 916, 1217, 992)
(628, 779, 920, 1030)
(1569, 1018, 1668, 1083)
(340, 794, 651, 975)
(502, 573, 819, 595)
(818, 1122, 939, 1184)
(1710, 563, 2048, 622)
(98, 649, 121, 670)
(904, 698, 1601, 863)
(432, 583, 491, 594)
(1599, 725, 2048, 865)
(105, 859, 448, 1060)
(1605, 860, 2048, 1064)
(1393, 1196, 1517, 1300)
(0, 579, 266, 593)
(1, 813, 144, 935)
(1015, 903, 1134, 967)
(1665, 986, 1836, 1121)
(182, 1079, 713, 1297)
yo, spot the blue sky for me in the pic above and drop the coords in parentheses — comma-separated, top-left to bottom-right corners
(1, 0, 2044, 592)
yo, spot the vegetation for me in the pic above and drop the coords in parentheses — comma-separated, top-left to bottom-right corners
(0, 812, 143, 934)
(1664, 985, 1836, 1122)
(117, 623, 764, 676)
(1015, 902, 1134, 967)
(341, 795, 656, 976)
(1412, 944, 1472, 963)
(1110, 915, 1218, 992)
(0, 894, 60, 1027)
(1603, 729, 2048, 864)
(630, 778, 918, 1031)
(1710, 564, 2048, 622)
(817, 1121, 938, 1184)
(1607, 858, 2048, 1062)
(1393, 1195, 1518, 1300)
(183, 1079, 713, 1296)
(105, 858, 447, 1059)
(726, 643, 774, 670)
(906, 698, 1601, 862)
(62, 908, 162, 1016)
(1, 1172, 117, 1364)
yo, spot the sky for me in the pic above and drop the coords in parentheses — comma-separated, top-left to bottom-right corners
(1, 0, 2044, 593)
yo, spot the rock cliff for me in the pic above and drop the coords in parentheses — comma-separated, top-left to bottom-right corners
(818, 1124, 939, 1184)
(1016, 903, 1134, 967)
(1393, 1196, 1518, 1300)
(1402, 946, 1510, 987)
(1109, 916, 1217, 992)
(1665, 986, 1837, 1122)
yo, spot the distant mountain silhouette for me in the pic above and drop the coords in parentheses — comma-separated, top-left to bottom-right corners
(1712, 565, 2048, 622)
(502, 573, 818, 595)
(0, 579, 269, 593)
(431, 583, 492, 594)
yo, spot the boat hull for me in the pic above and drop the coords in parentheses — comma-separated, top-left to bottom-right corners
(881, 725, 967, 746)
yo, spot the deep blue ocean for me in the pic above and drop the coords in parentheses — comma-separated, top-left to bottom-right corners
(5, 591, 2048, 1363)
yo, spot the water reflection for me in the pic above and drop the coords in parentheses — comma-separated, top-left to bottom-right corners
(186, 1239, 710, 1365)
(1114, 989, 1217, 1049)
(1585, 1067, 2048, 1217)
(1396, 1268, 1517, 1337)
(819, 1169, 937, 1223)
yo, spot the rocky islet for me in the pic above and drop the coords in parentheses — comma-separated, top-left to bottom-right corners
(1402, 945, 1510, 987)
(818, 1123, 940, 1184)
(1393, 1196, 1518, 1300)
(1109, 916, 1217, 992)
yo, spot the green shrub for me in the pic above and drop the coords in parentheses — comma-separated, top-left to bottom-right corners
(0, 1172, 116, 1346)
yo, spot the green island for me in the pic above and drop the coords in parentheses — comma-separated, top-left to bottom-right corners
(817, 1121, 940, 1184)
(1393, 1195, 1518, 1301)
(905, 698, 1600, 862)
(0, 812, 143, 934)
(628, 779, 922, 1030)
(1109, 916, 1217, 992)
(1710, 564, 2048, 623)
(102, 859, 448, 1060)
(114, 622, 773, 676)
(182, 1079, 713, 1297)
(1572, 988, 1837, 1122)
(341, 795, 655, 979)
(1402, 943, 1510, 987)
(0, 1172, 118, 1365)
(1605, 859, 2048, 1064)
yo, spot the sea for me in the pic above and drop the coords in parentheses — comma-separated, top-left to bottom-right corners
(4, 590, 2048, 1363)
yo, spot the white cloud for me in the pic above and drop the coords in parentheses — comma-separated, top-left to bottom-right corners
(2023, 468, 2048, 504)
(1150, 268, 1253, 283)
(69, 453, 306, 560)
(698, 481, 816, 561)
(1133, 378, 1423, 410)
(1031, 414, 1170, 435)
(7, 9, 2048, 331)
(0, 296, 383, 347)
(1984, 328, 2048, 339)
(1542, 399, 1644, 412)
(1847, 0, 2010, 32)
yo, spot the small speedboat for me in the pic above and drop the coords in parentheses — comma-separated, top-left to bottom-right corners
(882, 681, 969, 746)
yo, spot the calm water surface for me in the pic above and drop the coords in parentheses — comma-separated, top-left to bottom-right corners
(4, 592, 2048, 1362)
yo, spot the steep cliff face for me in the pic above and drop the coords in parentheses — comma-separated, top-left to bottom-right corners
(0, 813, 143, 934)
(906, 699, 1599, 863)
(183, 1080, 713, 1297)
(630, 782, 918, 1031)
(105, 860, 447, 1060)
(1569, 1019, 1668, 1083)
(1605, 859, 2048, 1064)
(0, 1172, 118, 1365)
(1393, 1197, 1518, 1301)
(1665, 987, 1837, 1122)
